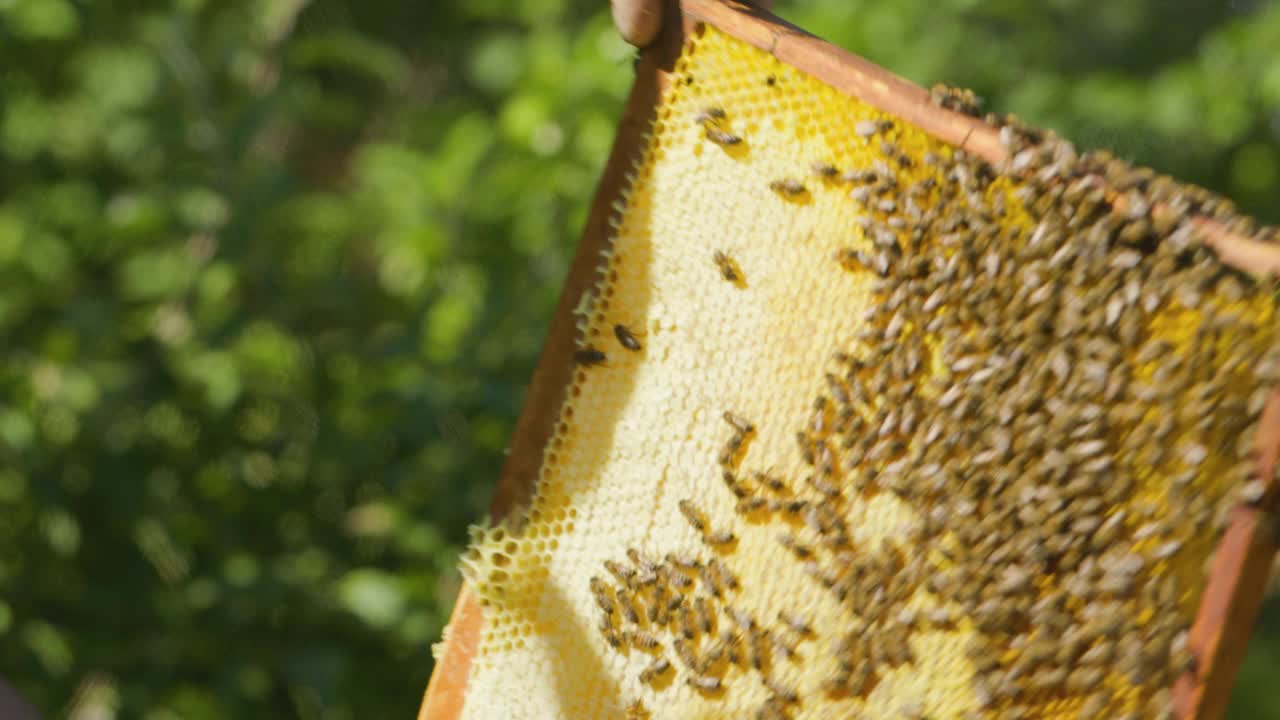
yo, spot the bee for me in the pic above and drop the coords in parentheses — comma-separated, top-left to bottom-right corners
(777, 533, 814, 560)
(724, 630, 745, 666)
(604, 560, 634, 584)
(710, 558, 740, 590)
(699, 564, 723, 598)
(781, 499, 807, 516)
(723, 410, 755, 434)
(1030, 667, 1068, 693)
(665, 552, 699, 570)
(721, 466, 747, 491)
(649, 585, 666, 624)
(1181, 442, 1208, 466)
(617, 593, 640, 625)
(633, 567, 658, 587)
(1069, 439, 1106, 459)
(696, 596, 715, 634)
(973, 676, 995, 709)
(624, 699, 650, 720)
(747, 632, 769, 671)
(727, 606, 757, 632)
(574, 346, 607, 366)
(613, 324, 642, 352)
(823, 670, 853, 699)
(1240, 479, 1268, 506)
(694, 107, 741, 146)
(687, 675, 722, 692)
(668, 569, 693, 591)
(837, 247, 874, 273)
(736, 496, 767, 515)
(1153, 539, 1184, 560)
(807, 474, 840, 498)
(797, 431, 816, 465)
(678, 499, 706, 532)
(824, 373, 852, 408)
(764, 674, 799, 704)
(626, 547, 658, 574)
(1147, 688, 1176, 719)
(638, 656, 669, 684)
(1133, 521, 1162, 541)
(1065, 666, 1104, 694)
(1078, 690, 1112, 718)
(677, 604, 698, 639)
(598, 612, 615, 635)
(927, 606, 955, 628)
(698, 639, 725, 673)
(712, 250, 745, 286)
(778, 611, 813, 636)
(632, 630, 660, 650)
(758, 697, 791, 720)
(673, 638, 699, 669)
(666, 593, 685, 614)
(813, 162, 840, 179)
(590, 576, 616, 614)
(771, 631, 798, 660)
(706, 127, 743, 146)
(694, 107, 727, 124)
(1013, 637, 1056, 671)
(605, 630, 624, 649)
(769, 179, 807, 197)
(704, 528, 737, 547)
(721, 429, 749, 464)
(816, 442, 836, 478)
(896, 702, 926, 717)
(756, 470, 788, 494)
(810, 395, 832, 433)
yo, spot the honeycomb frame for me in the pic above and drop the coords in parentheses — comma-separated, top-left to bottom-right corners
(421, 2, 1280, 719)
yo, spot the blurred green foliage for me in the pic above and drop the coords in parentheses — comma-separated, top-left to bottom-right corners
(0, 0, 1276, 717)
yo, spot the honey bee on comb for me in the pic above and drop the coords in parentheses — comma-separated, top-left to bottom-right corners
(614, 323, 643, 352)
(769, 178, 808, 197)
(695, 106, 743, 146)
(574, 346, 607, 366)
(713, 250, 747, 287)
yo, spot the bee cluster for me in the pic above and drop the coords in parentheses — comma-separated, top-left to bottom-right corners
(815, 110, 1274, 716)
(591, 539, 815, 705)
(593, 97, 1279, 719)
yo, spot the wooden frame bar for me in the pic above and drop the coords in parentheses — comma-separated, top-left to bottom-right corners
(420, 2, 1279, 718)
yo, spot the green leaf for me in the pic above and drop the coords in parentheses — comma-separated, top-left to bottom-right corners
(75, 45, 160, 112)
(336, 568, 405, 629)
(6, 0, 79, 40)
(117, 247, 197, 300)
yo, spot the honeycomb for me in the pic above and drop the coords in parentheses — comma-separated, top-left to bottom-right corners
(455, 25, 1279, 720)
